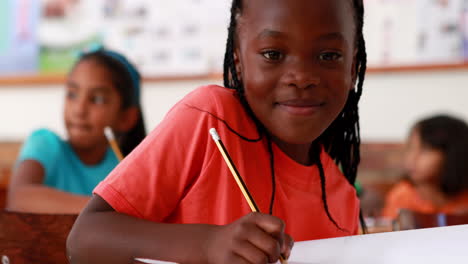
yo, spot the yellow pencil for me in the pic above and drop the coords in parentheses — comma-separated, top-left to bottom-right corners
(104, 126, 124, 162)
(209, 128, 288, 264)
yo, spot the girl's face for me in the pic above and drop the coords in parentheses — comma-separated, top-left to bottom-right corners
(404, 129, 445, 184)
(235, 0, 357, 148)
(64, 59, 124, 151)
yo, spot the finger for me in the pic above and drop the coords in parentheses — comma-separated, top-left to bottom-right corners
(250, 213, 285, 238)
(281, 234, 295, 259)
(233, 239, 270, 264)
(250, 213, 286, 254)
(243, 224, 282, 262)
(225, 253, 252, 264)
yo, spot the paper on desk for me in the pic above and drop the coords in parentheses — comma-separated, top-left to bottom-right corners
(134, 260, 176, 264)
(136, 225, 468, 264)
(135, 258, 313, 264)
(287, 224, 468, 264)
(135, 260, 175, 264)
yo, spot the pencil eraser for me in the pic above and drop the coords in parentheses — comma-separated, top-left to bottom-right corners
(104, 126, 115, 140)
(209, 128, 220, 141)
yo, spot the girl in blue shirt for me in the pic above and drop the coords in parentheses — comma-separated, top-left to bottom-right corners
(7, 48, 146, 214)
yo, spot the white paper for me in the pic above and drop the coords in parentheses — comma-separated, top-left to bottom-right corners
(288, 224, 468, 264)
(134, 259, 176, 264)
(135, 259, 308, 264)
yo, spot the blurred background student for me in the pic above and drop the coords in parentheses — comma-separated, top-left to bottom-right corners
(6, 48, 146, 214)
(382, 115, 468, 219)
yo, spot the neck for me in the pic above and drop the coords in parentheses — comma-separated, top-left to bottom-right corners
(271, 137, 314, 166)
(71, 142, 109, 165)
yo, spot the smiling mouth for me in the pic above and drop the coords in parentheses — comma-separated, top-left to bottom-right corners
(276, 100, 325, 116)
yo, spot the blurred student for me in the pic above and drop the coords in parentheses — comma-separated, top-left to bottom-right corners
(6, 48, 146, 214)
(383, 115, 468, 219)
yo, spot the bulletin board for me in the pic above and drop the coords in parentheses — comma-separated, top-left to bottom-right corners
(1, 0, 468, 84)
(365, 0, 468, 67)
(0, 0, 232, 80)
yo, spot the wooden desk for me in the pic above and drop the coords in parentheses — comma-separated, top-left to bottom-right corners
(0, 211, 77, 264)
(0, 141, 20, 210)
(0, 189, 6, 210)
(0, 168, 10, 209)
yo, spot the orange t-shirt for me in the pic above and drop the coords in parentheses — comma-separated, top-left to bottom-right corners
(94, 85, 360, 241)
(382, 181, 468, 219)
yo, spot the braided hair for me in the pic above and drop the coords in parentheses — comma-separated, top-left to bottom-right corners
(223, 0, 367, 232)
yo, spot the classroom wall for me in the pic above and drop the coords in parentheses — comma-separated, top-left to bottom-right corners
(360, 69, 468, 141)
(0, 69, 467, 142)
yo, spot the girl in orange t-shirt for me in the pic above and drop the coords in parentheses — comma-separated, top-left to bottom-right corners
(383, 115, 468, 219)
(67, 0, 368, 263)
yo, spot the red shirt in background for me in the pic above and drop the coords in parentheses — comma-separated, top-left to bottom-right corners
(382, 180, 468, 219)
(94, 85, 360, 241)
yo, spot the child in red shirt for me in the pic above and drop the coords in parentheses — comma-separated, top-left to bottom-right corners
(68, 0, 368, 263)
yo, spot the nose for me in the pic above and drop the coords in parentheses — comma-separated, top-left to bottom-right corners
(71, 95, 89, 118)
(282, 59, 320, 89)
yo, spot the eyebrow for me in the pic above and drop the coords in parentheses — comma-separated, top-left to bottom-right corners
(257, 29, 346, 42)
(66, 80, 112, 93)
(89, 87, 112, 94)
(317, 32, 346, 42)
(257, 29, 287, 39)
(66, 80, 78, 89)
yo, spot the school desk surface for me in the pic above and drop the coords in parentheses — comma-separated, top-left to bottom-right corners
(0, 211, 77, 264)
(136, 224, 468, 264)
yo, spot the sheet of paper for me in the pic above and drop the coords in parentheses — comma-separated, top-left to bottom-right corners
(135, 225, 468, 264)
(135, 259, 309, 264)
(288, 224, 468, 264)
(134, 259, 175, 264)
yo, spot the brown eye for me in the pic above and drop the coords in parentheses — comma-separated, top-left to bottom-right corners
(66, 90, 78, 100)
(91, 95, 106, 105)
(262, 50, 283, 61)
(319, 52, 343, 61)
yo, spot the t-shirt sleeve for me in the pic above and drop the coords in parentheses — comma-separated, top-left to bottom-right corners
(94, 98, 218, 222)
(16, 128, 61, 179)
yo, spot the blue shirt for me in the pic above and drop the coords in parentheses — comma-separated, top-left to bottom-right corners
(17, 129, 118, 195)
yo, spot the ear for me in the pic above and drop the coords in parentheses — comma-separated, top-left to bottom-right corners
(115, 106, 139, 133)
(233, 47, 242, 81)
(350, 48, 358, 91)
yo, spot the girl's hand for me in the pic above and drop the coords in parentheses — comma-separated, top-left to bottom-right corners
(204, 212, 294, 264)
